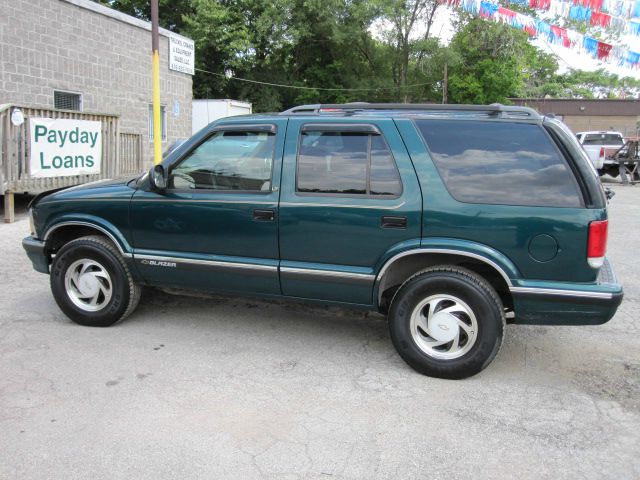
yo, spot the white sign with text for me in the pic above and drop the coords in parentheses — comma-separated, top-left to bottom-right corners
(169, 36, 195, 75)
(29, 118, 102, 177)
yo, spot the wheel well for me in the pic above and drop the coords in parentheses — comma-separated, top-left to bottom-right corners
(45, 225, 114, 255)
(377, 253, 513, 313)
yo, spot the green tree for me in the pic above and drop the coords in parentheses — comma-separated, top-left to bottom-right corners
(557, 69, 640, 99)
(182, 0, 250, 99)
(97, 0, 193, 31)
(98, 0, 638, 109)
(378, 0, 442, 101)
(447, 18, 558, 104)
(183, 0, 391, 110)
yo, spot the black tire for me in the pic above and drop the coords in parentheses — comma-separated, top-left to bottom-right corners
(50, 235, 141, 327)
(388, 266, 505, 379)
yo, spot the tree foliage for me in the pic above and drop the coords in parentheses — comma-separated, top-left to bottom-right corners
(447, 17, 558, 104)
(98, 0, 193, 31)
(97, 0, 638, 110)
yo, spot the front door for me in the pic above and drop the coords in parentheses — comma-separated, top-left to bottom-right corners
(129, 120, 286, 295)
(278, 118, 422, 305)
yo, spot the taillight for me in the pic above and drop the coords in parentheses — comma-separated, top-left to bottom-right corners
(599, 147, 605, 158)
(587, 220, 608, 268)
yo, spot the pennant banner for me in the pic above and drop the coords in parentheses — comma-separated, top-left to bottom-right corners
(512, 0, 640, 35)
(444, 0, 640, 70)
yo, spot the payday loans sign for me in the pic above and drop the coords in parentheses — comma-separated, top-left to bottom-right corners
(29, 118, 102, 177)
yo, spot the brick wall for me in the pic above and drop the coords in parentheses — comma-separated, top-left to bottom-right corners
(562, 115, 638, 137)
(0, 0, 193, 166)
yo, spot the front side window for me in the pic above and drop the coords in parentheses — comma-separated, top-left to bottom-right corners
(169, 130, 275, 191)
(296, 129, 402, 196)
(416, 120, 583, 208)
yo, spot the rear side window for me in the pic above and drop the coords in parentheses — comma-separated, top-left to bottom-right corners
(582, 133, 624, 146)
(416, 120, 583, 208)
(297, 130, 402, 196)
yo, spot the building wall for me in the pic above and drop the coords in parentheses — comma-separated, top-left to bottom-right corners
(0, 0, 193, 166)
(561, 115, 638, 136)
(511, 99, 640, 138)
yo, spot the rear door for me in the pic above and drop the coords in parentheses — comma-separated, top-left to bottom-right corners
(278, 118, 422, 305)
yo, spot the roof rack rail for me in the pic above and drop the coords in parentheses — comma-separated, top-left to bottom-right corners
(280, 102, 540, 119)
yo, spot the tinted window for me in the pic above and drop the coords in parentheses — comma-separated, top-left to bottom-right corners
(582, 133, 624, 146)
(297, 131, 401, 196)
(170, 130, 275, 191)
(370, 135, 402, 196)
(417, 120, 582, 208)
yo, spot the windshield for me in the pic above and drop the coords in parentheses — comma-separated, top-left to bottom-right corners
(582, 133, 624, 146)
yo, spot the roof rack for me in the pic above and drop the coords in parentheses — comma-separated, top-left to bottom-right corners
(280, 102, 541, 119)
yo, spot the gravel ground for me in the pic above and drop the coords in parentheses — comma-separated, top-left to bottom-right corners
(0, 185, 638, 480)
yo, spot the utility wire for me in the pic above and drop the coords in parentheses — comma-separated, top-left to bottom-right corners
(194, 67, 433, 91)
(539, 37, 574, 69)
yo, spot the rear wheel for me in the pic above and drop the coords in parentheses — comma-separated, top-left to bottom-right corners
(50, 235, 141, 327)
(388, 266, 505, 379)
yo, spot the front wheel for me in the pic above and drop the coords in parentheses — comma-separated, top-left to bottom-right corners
(50, 235, 141, 327)
(388, 266, 505, 379)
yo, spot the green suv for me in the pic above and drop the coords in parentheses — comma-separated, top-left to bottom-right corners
(23, 104, 623, 379)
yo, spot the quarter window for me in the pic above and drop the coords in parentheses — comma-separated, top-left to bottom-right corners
(169, 130, 275, 191)
(297, 130, 402, 196)
(370, 135, 402, 196)
(582, 133, 623, 146)
(416, 120, 583, 208)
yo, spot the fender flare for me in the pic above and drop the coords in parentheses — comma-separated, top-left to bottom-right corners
(43, 219, 132, 258)
(374, 246, 519, 306)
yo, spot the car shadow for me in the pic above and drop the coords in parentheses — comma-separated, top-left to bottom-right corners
(134, 286, 393, 349)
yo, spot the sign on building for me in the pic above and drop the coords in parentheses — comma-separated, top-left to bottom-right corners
(169, 36, 195, 75)
(29, 118, 102, 177)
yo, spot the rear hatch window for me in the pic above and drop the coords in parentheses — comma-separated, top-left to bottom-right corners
(582, 133, 624, 146)
(416, 120, 583, 208)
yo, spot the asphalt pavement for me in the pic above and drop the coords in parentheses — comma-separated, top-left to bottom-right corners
(0, 183, 638, 479)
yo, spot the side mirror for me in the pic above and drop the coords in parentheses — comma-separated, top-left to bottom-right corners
(150, 164, 167, 191)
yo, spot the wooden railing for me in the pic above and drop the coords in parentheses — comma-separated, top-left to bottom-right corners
(119, 132, 144, 175)
(1, 104, 144, 222)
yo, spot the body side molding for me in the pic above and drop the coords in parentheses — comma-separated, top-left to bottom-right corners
(134, 253, 277, 272)
(509, 286, 613, 299)
(280, 266, 375, 283)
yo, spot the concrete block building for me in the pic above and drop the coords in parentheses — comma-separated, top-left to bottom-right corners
(0, 0, 193, 165)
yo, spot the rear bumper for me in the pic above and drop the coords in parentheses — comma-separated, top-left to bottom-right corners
(510, 258, 623, 325)
(22, 236, 49, 274)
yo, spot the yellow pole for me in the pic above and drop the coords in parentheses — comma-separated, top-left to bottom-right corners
(151, 0, 162, 165)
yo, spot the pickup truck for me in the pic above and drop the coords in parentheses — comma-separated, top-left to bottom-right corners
(576, 130, 624, 175)
(23, 103, 624, 379)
